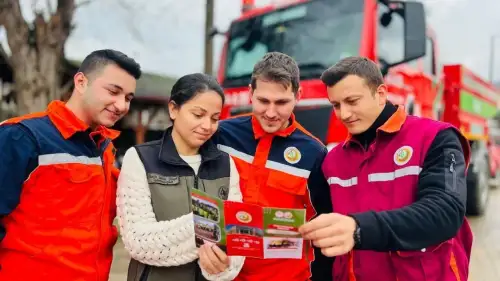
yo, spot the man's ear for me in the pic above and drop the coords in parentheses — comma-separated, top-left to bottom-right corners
(73, 72, 88, 95)
(296, 87, 303, 102)
(376, 84, 388, 105)
(248, 84, 253, 95)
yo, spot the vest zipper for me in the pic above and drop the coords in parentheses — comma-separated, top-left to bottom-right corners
(450, 153, 457, 189)
(188, 164, 202, 212)
(187, 176, 199, 212)
(139, 265, 151, 281)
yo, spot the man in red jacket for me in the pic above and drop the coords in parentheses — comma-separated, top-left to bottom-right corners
(0, 49, 141, 281)
(299, 56, 472, 281)
(213, 52, 334, 281)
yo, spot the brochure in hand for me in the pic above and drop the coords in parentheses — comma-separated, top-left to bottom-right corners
(191, 189, 306, 259)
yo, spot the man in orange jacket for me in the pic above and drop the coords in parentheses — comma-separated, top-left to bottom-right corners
(0, 49, 141, 281)
(210, 52, 334, 281)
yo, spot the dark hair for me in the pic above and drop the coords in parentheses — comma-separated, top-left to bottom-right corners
(320, 56, 384, 92)
(169, 73, 225, 108)
(78, 49, 142, 80)
(251, 52, 300, 94)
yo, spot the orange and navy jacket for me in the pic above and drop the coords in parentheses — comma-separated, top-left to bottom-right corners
(214, 114, 334, 281)
(0, 101, 120, 281)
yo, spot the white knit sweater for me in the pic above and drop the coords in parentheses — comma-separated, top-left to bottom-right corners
(117, 147, 245, 281)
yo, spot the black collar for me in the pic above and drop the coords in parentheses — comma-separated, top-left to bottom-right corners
(158, 126, 222, 166)
(353, 102, 397, 149)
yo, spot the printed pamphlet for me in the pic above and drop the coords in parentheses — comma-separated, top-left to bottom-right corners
(191, 189, 306, 259)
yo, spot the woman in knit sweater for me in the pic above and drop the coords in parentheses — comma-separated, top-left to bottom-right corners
(116, 73, 245, 281)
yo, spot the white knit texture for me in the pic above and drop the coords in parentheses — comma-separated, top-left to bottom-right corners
(117, 147, 245, 280)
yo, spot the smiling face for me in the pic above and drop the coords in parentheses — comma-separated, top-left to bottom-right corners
(251, 79, 299, 133)
(326, 74, 387, 134)
(169, 90, 223, 151)
(74, 63, 137, 127)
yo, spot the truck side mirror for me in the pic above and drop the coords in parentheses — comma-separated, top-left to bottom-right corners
(402, 1, 426, 62)
(381, 1, 427, 70)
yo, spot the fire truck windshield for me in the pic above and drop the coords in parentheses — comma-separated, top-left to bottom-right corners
(222, 0, 364, 88)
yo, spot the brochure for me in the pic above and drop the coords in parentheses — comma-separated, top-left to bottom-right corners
(191, 189, 306, 259)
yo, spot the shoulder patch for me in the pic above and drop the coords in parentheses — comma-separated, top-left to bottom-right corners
(218, 185, 229, 200)
(284, 146, 301, 164)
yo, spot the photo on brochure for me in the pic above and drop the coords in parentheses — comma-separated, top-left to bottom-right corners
(191, 189, 227, 247)
(262, 208, 305, 259)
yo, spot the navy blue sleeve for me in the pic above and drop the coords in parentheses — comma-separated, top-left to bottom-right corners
(308, 146, 334, 281)
(0, 124, 39, 241)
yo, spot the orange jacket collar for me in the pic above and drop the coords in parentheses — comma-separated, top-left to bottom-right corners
(344, 106, 407, 146)
(377, 106, 407, 133)
(251, 113, 297, 139)
(47, 100, 120, 140)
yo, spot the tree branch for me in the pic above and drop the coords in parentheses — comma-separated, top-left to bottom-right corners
(0, 1, 8, 29)
(1, 0, 30, 66)
(51, 0, 75, 45)
(31, 0, 39, 16)
(46, 0, 54, 14)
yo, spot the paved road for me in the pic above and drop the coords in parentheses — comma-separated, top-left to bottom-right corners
(468, 187, 500, 280)
(109, 237, 129, 281)
(109, 188, 500, 281)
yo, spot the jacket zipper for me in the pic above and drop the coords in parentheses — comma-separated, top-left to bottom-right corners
(95, 138, 111, 281)
(450, 153, 457, 189)
(187, 164, 201, 212)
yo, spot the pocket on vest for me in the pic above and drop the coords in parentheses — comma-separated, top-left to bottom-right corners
(391, 240, 462, 281)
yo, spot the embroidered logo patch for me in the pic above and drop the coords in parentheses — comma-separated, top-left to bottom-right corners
(147, 174, 179, 185)
(394, 146, 413, 166)
(218, 185, 229, 199)
(284, 146, 301, 164)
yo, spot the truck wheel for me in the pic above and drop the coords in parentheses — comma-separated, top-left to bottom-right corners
(466, 157, 490, 216)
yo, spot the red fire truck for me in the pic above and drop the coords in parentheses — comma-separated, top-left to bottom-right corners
(212, 0, 500, 215)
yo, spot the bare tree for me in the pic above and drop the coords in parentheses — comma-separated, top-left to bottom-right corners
(0, 0, 91, 115)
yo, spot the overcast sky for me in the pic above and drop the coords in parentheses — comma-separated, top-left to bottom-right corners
(2, 0, 500, 82)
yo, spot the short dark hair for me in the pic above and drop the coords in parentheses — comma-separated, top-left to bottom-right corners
(78, 49, 142, 80)
(251, 52, 300, 94)
(170, 73, 225, 108)
(320, 56, 384, 92)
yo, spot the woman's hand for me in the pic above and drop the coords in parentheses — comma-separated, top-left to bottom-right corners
(199, 243, 230, 275)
